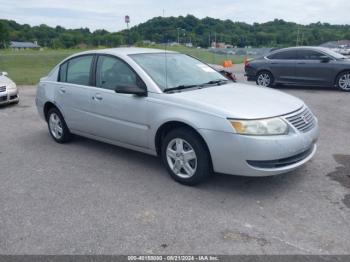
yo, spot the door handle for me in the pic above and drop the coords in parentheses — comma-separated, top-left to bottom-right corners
(59, 87, 66, 93)
(93, 93, 103, 101)
(297, 62, 306, 64)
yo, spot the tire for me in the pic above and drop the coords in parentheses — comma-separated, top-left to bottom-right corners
(256, 71, 274, 87)
(161, 127, 211, 186)
(336, 71, 350, 92)
(47, 107, 72, 143)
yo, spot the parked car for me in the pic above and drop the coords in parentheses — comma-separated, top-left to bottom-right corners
(0, 71, 19, 105)
(245, 46, 350, 91)
(36, 48, 319, 185)
(209, 64, 237, 82)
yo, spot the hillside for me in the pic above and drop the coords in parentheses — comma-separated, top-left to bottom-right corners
(1, 15, 350, 48)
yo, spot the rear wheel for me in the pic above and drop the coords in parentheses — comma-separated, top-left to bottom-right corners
(256, 71, 274, 87)
(47, 107, 72, 143)
(161, 128, 211, 186)
(336, 71, 350, 91)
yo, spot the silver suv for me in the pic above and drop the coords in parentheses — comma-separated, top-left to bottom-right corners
(36, 48, 319, 185)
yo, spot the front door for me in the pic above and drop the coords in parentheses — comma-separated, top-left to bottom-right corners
(89, 55, 151, 149)
(294, 50, 334, 86)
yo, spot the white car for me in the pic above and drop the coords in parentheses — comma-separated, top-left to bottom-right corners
(0, 72, 19, 105)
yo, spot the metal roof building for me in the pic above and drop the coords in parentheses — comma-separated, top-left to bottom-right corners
(10, 41, 40, 49)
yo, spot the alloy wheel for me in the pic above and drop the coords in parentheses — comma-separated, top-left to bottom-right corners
(166, 138, 197, 178)
(257, 73, 271, 87)
(49, 113, 63, 139)
(338, 73, 350, 91)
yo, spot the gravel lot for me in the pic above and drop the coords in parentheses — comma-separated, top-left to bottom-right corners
(1, 68, 350, 254)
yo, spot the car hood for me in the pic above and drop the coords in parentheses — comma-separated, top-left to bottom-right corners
(168, 83, 304, 119)
(0, 76, 15, 86)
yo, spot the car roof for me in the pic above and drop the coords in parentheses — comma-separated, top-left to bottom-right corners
(73, 47, 178, 57)
(271, 46, 331, 53)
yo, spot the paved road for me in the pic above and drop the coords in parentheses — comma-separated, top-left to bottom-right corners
(1, 79, 350, 254)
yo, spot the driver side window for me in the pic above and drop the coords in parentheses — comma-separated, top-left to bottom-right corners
(96, 56, 139, 91)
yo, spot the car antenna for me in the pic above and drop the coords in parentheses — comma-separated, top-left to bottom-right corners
(164, 41, 168, 90)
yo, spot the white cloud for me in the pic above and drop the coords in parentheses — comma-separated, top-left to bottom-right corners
(0, 0, 349, 31)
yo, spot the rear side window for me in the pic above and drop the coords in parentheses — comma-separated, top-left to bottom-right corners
(267, 50, 297, 60)
(59, 55, 93, 86)
(297, 50, 326, 60)
(59, 62, 68, 82)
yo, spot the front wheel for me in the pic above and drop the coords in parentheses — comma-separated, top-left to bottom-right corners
(256, 71, 274, 87)
(336, 71, 350, 91)
(161, 128, 211, 186)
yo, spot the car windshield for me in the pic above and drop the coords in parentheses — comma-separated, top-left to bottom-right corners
(324, 49, 347, 59)
(130, 53, 228, 91)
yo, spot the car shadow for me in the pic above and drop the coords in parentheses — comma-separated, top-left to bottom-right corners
(0, 101, 20, 109)
(69, 134, 306, 199)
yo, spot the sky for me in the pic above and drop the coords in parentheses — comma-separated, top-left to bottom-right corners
(0, 0, 349, 32)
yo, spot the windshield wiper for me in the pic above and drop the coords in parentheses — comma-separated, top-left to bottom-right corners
(163, 84, 199, 93)
(163, 79, 229, 93)
(200, 79, 229, 86)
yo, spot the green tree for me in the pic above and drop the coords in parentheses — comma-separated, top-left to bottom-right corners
(0, 21, 10, 48)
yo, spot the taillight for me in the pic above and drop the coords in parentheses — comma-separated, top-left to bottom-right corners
(244, 58, 250, 66)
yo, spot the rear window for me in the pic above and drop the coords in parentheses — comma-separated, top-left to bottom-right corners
(267, 50, 297, 60)
(297, 50, 325, 60)
(59, 55, 93, 86)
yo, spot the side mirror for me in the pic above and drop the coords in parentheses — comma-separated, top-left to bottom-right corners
(1, 72, 8, 76)
(320, 56, 331, 63)
(115, 84, 147, 97)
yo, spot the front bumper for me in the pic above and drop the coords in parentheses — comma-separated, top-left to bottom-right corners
(0, 89, 19, 105)
(199, 118, 319, 177)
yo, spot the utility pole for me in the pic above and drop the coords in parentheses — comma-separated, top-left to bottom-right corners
(125, 15, 130, 46)
(300, 31, 304, 46)
(296, 26, 300, 46)
(208, 32, 211, 47)
(177, 28, 180, 44)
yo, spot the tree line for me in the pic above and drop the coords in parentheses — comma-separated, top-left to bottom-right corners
(1, 15, 350, 49)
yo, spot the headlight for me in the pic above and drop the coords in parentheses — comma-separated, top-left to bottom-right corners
(230, 117, 288, 135)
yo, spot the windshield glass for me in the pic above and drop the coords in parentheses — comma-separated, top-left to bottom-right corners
(130, 53, 227, 91)
(324, 49, 347, 59)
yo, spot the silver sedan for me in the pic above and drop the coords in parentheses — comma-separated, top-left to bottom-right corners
(36, 48, 319, 185)
(0, 72, 19, 105)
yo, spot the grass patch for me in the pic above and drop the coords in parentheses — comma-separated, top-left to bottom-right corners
(152, 45, 246, 65)
(0, 49, 79, 85)
(0, 47, 245, 85)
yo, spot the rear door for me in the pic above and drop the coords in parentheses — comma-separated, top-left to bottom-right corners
(55, 55, 95, 132)
(295, 49, 334, 86)
(267, 50, 298, 83)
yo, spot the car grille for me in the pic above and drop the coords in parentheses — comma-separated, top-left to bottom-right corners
(0, 86, 6, 92)
(286, 107, 315, 133)
(0, 96, 7, 102)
